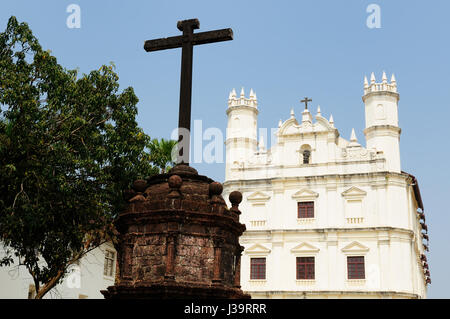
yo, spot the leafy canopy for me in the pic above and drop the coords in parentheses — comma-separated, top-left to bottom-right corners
(0, 16, 164, 298)
(149, 138, 177, 173)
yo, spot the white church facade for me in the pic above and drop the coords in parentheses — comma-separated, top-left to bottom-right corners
(0, 73, 430, 299)
(223, 72, 430, 299)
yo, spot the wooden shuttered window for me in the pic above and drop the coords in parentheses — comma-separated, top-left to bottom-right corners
(296, 257, 315, 280)
(250, 258, 266, 280)
(298, 201, 314, 218)
(347, 256, 365, 279)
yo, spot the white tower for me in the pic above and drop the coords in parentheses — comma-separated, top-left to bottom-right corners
(225, 88, 258, 180)
(363, 72, 401, 172)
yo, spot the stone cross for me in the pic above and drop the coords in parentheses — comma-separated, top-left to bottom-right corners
(301, 97, 312, 110)
(144, 19, 233, 165)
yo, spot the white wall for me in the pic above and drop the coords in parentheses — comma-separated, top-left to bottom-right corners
(0, 243, 116, 299)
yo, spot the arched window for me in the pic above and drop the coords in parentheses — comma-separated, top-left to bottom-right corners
(303, 150, 311, 164)
(300, 144, 312, 164)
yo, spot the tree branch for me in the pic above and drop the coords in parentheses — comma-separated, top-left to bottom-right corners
(35, 268, 64, 299)
(12, 182, 25, 209)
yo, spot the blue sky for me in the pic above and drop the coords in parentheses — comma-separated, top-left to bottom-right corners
(1, 0, 449, 298)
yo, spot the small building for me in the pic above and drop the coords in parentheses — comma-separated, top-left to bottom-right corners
(0, 243, 116, 299)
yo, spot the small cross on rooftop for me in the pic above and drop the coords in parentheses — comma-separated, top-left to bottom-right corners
(300, 97, 312, 110)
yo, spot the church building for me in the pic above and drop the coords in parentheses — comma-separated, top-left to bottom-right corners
(223, 72, 430, 298)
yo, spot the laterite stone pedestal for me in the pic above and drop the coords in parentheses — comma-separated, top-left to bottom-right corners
(101, 164, 250, 299)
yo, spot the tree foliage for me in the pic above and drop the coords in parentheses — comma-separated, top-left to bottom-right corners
(0, 17, 161, 298)
(148, 138, 177, 173)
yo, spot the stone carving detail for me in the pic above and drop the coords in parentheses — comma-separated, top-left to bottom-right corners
(341, 147, 374, 161)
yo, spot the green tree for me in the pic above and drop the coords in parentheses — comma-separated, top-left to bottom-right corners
(0, 17, 159, 298)
(148, 138, 177, 173)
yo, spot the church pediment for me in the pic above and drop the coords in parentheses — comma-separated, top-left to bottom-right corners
(278, 114, 336, 138)
(247, 191, 271, 202)
(245, 243, 271, 255)
(314, 115, 335, 132)
(292, 188, 319, 200)
(341, 186, 367, 199)
(278, 118, 300, 136)
(341, 241, 369, 253)
(285, 125, 300, 135)
(290, 242, 320, 254)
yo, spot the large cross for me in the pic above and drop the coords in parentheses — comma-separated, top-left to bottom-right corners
(144, 19, 233, 165)
(300, 97, 312, 110)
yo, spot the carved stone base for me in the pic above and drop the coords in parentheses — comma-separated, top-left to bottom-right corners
(101, 282, 250, 299)
(105, 164, 249, 300)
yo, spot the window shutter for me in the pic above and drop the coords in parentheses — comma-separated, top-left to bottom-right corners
(298, 202, 314, 218)
(347, 256, 365, 279)
(250, 258, 266, 280)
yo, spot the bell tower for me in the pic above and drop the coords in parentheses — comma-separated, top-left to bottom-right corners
(363, 72, 401, 172)
(225, 88, 258, 179)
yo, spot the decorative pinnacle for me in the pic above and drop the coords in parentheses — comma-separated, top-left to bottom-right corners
(382, 71, 387, 83)
(229, 191, 243, 215)
(391, 73, 396, 84)
(240, 87, 245, 98)
(347, 128, 361, 147)
(208, 181, 223, 197)
(329, 114, 334, 125)
(278, 119, 282, 127)
(363, 71, 399, 95)
(230, 88, 236, 99)
(350, 128, 357, 142)
(249, 88, 256, 100)
(290, 108, 295, 118)
(132, 179, 148, 193)
(317, 105, 321, 115)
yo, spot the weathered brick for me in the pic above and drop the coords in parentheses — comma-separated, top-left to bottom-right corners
(102, 165, 249, 299)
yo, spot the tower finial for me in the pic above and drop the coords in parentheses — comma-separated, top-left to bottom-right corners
(329, 114, 334, 126)
(240, 87, 245, 98)
(229, 89, 235, 100)
(350, 128, 357, 142)
(391, 73, 396, 84)
(370, 72, 376, 84)
(348, 128, 360, 147)
(278, 119, 282, 128)
(382, 71, 387, 83)
(290, 108, 295, 118)
(249, 88, 255, 99)
(364, 76, 369, 88)
(317, 105, 321, 115)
